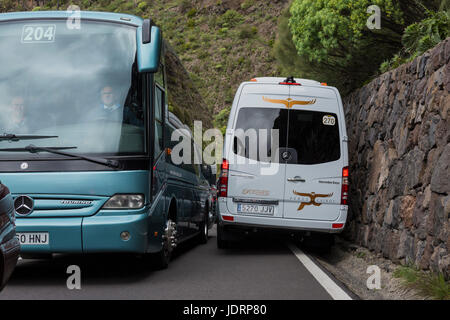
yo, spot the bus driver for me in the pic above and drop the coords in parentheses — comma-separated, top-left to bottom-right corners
(88, 86, 140, 126)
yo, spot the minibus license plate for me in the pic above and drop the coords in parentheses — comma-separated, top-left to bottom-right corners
(16, 233, 49, 245)
(237, 204, 274, 215)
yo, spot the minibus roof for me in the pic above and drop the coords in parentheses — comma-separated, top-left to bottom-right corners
(249, 77, 322, 86)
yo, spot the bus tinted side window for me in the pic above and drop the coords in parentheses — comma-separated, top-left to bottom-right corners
(154, 85, 164, 159)
(166, 124, 177, 166)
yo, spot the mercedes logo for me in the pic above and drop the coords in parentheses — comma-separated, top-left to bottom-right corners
(14, 195, 34, 216)
(282, 151, 291, 161)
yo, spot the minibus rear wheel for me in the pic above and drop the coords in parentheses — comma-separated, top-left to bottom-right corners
(217, 224, 230, 249)
(302, 233, 334, 253)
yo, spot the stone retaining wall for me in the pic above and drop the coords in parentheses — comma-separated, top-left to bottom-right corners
(343, 38, 449, 278)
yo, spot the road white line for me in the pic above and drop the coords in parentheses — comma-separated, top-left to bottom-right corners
(287, 243, 352, 300)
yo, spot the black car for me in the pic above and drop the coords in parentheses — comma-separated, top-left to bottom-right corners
(0, 182, 20, 291)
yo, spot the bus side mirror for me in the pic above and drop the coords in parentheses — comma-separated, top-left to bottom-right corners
(137, 21, 162, 73)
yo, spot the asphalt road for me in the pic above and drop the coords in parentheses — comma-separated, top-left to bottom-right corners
(0, 226, 353, 300)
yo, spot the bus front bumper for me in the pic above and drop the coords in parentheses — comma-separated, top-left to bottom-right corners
(16, 211, 158, 254)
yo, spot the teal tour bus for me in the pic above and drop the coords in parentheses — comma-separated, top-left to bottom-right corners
(0, 11, 214, 268)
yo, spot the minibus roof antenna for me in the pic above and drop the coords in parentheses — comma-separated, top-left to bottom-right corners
(284, 76, 296, 83)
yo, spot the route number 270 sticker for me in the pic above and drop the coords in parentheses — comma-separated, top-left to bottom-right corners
(21, 25, 56, 43)
(322, 115, 336, 126)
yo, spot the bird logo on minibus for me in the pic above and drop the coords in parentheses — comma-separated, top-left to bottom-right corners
(262, 96, 316, 109)
(292, 191, 333, 211)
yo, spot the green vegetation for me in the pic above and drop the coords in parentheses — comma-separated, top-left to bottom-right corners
(213, 108, 230, 135)
(276, 0, 448, 94)
(144, 1, 285, 129)
(241, 0, 255, 10)
(394, 264, 450, 300)
(220, 9, 244, 28)
(381, 9, 450, 73)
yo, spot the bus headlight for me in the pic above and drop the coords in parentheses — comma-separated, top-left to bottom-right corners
(103, 194, 145, 209)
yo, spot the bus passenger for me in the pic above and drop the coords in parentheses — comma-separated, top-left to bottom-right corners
(88, 86, 141, 126)
(1, 96, 31, 133)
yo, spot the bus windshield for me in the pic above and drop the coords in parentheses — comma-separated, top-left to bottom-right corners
(0, 20, 146, 158)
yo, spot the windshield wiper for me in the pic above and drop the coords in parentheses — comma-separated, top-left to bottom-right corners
(0, 144, 120, 169)
(0, 133, 58, 142)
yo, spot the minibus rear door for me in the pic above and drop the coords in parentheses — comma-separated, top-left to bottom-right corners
(226, 84, 289, 218)
(282, 87, 342, 221)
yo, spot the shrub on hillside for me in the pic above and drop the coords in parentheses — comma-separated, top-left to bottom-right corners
(241, 0, 255, 10)
(403, 10, 450, 56)
(239, 26, 258, 39)
(220, 10, 244, 28)
(379, 9, 449, 73)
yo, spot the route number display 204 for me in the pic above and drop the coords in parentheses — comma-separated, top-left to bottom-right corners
(21, 25, 56, 43)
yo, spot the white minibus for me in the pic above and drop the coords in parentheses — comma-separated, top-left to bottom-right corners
(217, 77, 349, 250)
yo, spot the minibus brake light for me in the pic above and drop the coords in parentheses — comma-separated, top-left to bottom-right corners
(341, 167, 349, 205)
(218, 159, 229, 197)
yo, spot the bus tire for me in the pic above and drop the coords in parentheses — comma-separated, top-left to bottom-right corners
(152, 219, 177, 270)
(151, 249, 170, 270)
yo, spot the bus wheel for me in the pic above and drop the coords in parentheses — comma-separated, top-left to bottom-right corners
(153, 219, 177, 269)
(198, 212, 209, 245)
(217, 224, 230, 249)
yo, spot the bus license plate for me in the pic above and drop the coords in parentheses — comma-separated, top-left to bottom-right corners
(237, 204, 274, 215)
(16, 232, 49, 245)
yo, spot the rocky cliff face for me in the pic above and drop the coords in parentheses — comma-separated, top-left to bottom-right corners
(343, 38, 449, 278)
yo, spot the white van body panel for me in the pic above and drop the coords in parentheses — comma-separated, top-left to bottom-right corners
(220, 78, 349, 233)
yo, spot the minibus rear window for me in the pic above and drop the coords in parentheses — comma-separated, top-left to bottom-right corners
(287, 110, 340, 164)
(234, 108, 340, 164)
(233, 108, 287, 163)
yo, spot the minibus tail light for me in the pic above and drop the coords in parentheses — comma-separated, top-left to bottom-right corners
(219, 159, 229, 197)
(341, 167, 349, 205)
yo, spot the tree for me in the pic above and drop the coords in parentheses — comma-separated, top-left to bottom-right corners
(286, 0, 441, 93)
